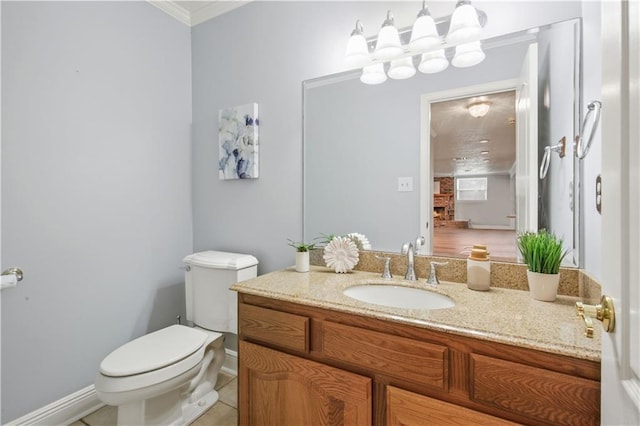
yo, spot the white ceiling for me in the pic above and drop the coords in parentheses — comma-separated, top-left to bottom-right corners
(431, 90, 516, 177)
(148, 1, 249, 26)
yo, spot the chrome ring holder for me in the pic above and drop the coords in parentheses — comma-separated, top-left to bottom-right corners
(575, 100, 602, 160)
(539, 136, 566, 180)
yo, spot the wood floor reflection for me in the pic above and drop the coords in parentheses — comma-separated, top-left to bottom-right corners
(433, 227, 517, 262)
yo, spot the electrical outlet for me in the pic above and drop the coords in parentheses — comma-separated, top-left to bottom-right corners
(397, 177, 413, 192)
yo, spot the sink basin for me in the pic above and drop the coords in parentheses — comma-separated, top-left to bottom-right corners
(343, 284, 455, 310)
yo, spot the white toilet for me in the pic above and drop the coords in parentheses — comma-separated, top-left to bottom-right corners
(95, 251, 258, 426)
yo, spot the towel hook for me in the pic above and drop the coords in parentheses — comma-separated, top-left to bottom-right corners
(540, 136, 566, 180)
(575, 100, 601, 160)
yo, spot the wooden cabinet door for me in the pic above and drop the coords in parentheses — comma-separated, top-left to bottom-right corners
(387, 386, 518, 426)
(239, 341, 371, 426)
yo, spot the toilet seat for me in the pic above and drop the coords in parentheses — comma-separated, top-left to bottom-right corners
(96, 325, 208, 394)
(100, 325, 207, 377)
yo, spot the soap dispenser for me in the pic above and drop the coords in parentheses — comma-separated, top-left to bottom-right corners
(467, 244, 491, 291)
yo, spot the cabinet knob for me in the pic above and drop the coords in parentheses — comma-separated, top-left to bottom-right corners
(576, 295, 615, 337)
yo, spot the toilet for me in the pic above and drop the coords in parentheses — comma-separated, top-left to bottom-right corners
(95, 251, 258, 426)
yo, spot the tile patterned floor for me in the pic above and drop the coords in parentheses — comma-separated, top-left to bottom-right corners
(72, 371, 237, 426)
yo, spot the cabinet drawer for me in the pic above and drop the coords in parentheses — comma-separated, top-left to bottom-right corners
(387, 385, 517, 425)
(238, 304, 309, 353)
(470, 353, 600, 426)
(323, 321, 448, 390)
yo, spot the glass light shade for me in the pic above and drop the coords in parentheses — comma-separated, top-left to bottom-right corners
(409, 14, 440, 51)
(345, 33, 370, 68)
(446, 1, 482, 44)
(452, 41, 485, 68)
(468, 102, 490, 118)
(418, 50, 449, 74)
(388, 57, 416, 80)
(373, 25, 403, 60)
(360, 63, 387, 85)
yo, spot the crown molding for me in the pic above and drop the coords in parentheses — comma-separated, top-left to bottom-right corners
(190, 1, 249, 26)
(148, 1, 249, 27)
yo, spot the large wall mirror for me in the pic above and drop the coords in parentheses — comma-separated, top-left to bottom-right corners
(304, 18, 582, 267)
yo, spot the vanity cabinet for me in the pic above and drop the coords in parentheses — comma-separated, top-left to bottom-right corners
(237, 293, 600, 426)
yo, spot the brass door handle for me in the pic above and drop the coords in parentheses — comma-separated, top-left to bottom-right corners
(576, 295, 615, 338)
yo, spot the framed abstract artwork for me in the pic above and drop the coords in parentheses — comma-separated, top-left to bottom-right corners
(218, 103, 259, 180)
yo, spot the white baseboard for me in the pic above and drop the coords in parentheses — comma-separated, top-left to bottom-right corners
(6, 348, 238, 426)
(222, 348, 238, 376)
(5, 385, 103, 426)
(469, 224, 515, 230)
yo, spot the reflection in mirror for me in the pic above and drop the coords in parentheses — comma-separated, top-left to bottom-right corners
(429, 91, 518, 262)
(303, 19, 581, 267)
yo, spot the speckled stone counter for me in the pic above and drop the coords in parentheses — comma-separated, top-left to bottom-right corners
(231, 266, 600, 362)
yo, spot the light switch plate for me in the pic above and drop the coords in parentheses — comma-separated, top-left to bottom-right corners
(397, 177, 413, 192)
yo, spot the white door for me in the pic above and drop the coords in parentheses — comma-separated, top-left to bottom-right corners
(515, 43, 538, 234)
(600, 1, 640, 424)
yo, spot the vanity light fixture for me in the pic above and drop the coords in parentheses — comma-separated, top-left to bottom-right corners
(480, 150, 490, 155)
(373, 11, 403, 60)
(348, 1, 486, 85)
(479, 139, 489, 143)
(446, 0, 483, 45)
(345, 20, 369, 68)
(467, 101, 491, 118)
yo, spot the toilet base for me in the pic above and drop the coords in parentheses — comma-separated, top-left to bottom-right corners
(117, 386, 220, 426)
(182, 388, 220, 424)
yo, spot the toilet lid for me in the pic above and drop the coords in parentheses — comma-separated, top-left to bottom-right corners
(100, 325, 207, 377)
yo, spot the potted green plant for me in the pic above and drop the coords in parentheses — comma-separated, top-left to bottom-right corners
(287, 239, 317, 272)
(516, 230, 569, 301)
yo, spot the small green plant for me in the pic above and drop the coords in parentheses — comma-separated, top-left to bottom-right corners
(516, 230, 569, 274)
(287, 239, 317, 252)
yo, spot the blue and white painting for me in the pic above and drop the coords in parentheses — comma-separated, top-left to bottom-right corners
(218, 103, 259, 180)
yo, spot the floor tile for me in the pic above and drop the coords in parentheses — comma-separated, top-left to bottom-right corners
(83, 404, 117, 426)
(218, 378, 237, 408)
(191, 402, 237, 426)
(215, 371, 236, 390)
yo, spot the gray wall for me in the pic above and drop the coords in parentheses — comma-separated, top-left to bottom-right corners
(0, 0, 601, 422)
(1, 2, 192, 421)
(456, 174, 514, 227)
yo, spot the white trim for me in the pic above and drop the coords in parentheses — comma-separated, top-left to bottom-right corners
(222, 348, 238, 376)
(190, 2, 249, 27)
(5, 385, 103, 426)
(147, 1, 191, 26)
(146, 1, 250, 27)
(5, 348, 237, 426)
(468, 224, 515, 231)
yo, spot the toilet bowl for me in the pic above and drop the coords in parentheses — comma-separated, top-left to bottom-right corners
(95, 325, 225, 426)
(95, 251, 258, 426)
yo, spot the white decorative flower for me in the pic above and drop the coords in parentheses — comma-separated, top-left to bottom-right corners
(346, 232, 372, 250)
(323, 236, 360, 273)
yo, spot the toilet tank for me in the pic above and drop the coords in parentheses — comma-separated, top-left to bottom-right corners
(183, 251, 258, 333)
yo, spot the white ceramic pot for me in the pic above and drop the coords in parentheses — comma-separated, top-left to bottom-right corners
(295, 251, 310, 273)
(526, 270, 560, 301)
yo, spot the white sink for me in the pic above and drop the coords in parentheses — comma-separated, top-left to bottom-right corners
(343, 284, 455, 310)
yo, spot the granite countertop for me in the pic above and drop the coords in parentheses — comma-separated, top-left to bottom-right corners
(231, 266, 600, 362)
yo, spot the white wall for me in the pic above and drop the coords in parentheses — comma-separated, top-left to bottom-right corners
(1, 2, 192, 422)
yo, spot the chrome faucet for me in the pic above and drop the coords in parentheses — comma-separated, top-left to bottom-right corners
(401, 237, 425, 281)
(401, 242, 416, 280)
(427, 262, 448, 285)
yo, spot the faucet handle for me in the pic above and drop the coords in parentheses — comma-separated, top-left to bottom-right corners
(375, 256, 393, 279)
(427, 261, 448, 285)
